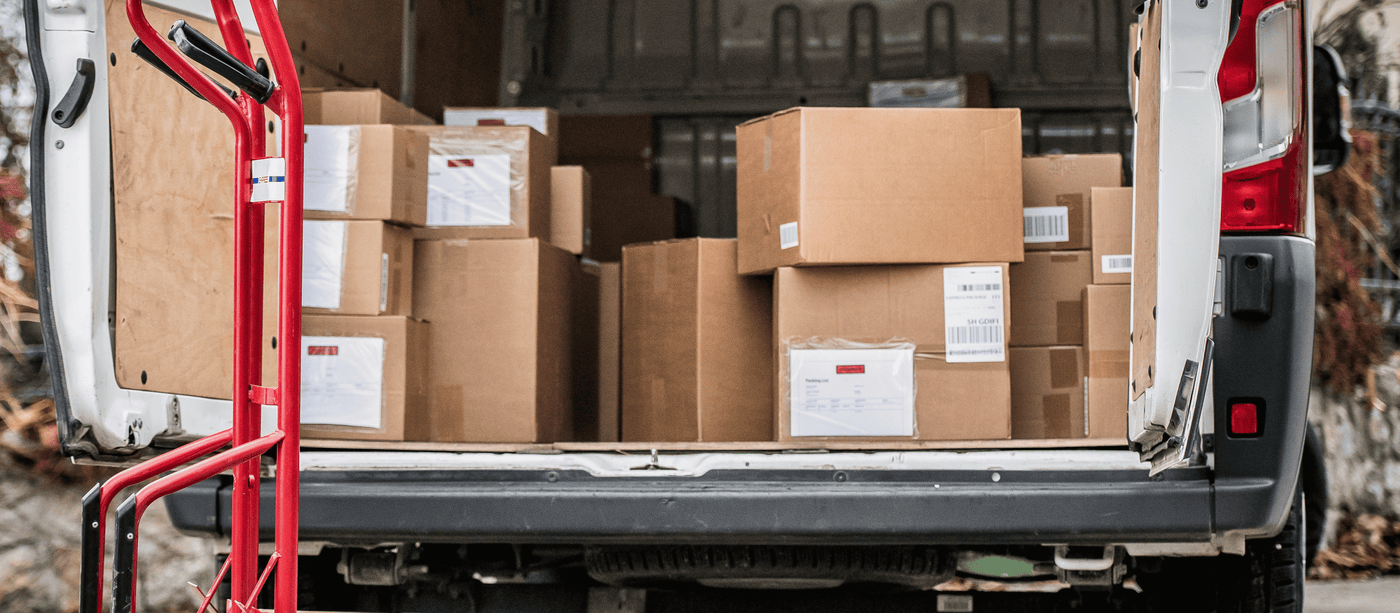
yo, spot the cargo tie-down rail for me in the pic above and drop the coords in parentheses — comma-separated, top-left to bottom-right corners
(79, 1, 303, 612)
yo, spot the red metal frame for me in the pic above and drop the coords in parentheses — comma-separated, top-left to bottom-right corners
(78, 2, 303, 612)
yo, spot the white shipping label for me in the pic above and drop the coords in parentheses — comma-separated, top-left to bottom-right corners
(380, 253, 390, 312)
(443, 108, 551, 136)
(1102, 254, 1133, 274)
(427, 153, 512, 226)
(303, 126, 357, 212)
(779, 222, 799, 250)
(1023, 206, 1070, 243)
(301, 336, 385, 429)
(788, 347, 915, 437)
(250, 157, 286, 203)
(302, 220, 346, 309)
(943, 266, 1006, 363)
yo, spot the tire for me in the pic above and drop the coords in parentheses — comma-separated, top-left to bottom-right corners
(1135, 487, 1304, 612)
(585, 545, 952, 589)
(1300, 423, 1329, 566)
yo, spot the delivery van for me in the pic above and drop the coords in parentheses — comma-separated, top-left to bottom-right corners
(24, 0, 1347, 610)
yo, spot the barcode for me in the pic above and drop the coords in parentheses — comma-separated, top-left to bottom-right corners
(1103, 254, 1133, 273)
(957, 283, 1001, 292)
(948, 325, 1003, 345)
(1023, 207, 1070, 243)
(779, 222, 799, 249)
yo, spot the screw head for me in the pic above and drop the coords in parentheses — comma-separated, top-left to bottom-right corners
(55, 140, 64, 149)
(1196, 0, 1208, 7)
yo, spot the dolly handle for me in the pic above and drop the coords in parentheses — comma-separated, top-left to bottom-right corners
(168, 20, 274, 103)
(130, 38, 233, 101)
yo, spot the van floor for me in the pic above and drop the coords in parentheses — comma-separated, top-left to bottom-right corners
(300, 438, 1128, 453)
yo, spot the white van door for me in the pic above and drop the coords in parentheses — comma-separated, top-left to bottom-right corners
(1130, 0, 1232, 473)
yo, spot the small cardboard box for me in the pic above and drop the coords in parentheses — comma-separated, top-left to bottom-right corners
(1009, 251, 1093, 347)
(550, 166, 591, 256)
(302, 125, 429, 226)
(444, 107, 559, 138)
(621, 239, 773, 442)
(300, 315, 429, 442)
(597, 262, 622, 442)
(409, 125, 557, 240)
(412, 238, 575, 443)
(303, 88, 435, 126)
(774, 263, 1011, 442)
(1021, 154, 1123, 251)
(1010, 346, 1087, 439)
(1084, 285, 1131, 440)
(736, 107, 1024, 274)
(302, 220, 414, 316)
(1091, 187, 1134, 284)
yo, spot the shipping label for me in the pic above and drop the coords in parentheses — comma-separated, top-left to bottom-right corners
(1102, 254, 1133, 274)
(788, 347, 915, 437)
(943, 266, 1006, 363)
(779, 221, 799, 250)
(426, 153, 512, 226)
(303, 126, 357, 212)
(302, 220, 346, 309)
(301, 335, 385, 429)
(1023, 206, 1070, 243)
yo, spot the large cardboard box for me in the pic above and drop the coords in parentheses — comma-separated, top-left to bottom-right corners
(302, 125, 429, 226)
(300, 315, 429, 442)
(597, 263, 622, 442)
(444, 107, 559, 138)
(408, 126, 557, 240)
(774, 263, 1012, 442)
(550, 166, 591, 256)
(1091, 187, 1134, 285)
(1009, 251, 1093, 347)
(621, 239, 773, 442)
(412, 238, 574, 443)
(303, 88, 435, 126)
(736, 107, 1024, 275)
(1021, 154, 1123, 251)
(571, 262, 601, 442)
(302, 221, 414, 316)
(1084, 285, 1131, 440)
(1010, 346, 1087, 439)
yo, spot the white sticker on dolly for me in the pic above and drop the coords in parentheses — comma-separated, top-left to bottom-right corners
(943, 266, 1005, 363)
(250, 157, 286, 203)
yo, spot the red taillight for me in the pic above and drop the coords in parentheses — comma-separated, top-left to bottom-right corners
(1218, 0, 1308, 234)
(1229, 402, 1261, 436)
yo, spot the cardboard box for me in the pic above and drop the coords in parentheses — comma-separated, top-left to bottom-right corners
(550, 166, 591, 256)
(774, 263, 1011, 442)
(1011, 346, 1087, 439)
(572, 262, 601, 442)
(621, 239, 773, 442)
(1009, 251, 1093, 347)
(302, 220, 414, 316)
(1091, 187, 1133, 285)
(302, 125, 429, 226)
(1084, 285, 1131, 440)
(408, 126, 557, 240)
(303, 88, 435, 126)
(445, 107, 559, 138)
(597, 262, 622, 442)
(1021, 154, 1123, 251)
(736, 107, 1024, 275)
(412, 238, 575, 443)
(300, 315, 429, 442)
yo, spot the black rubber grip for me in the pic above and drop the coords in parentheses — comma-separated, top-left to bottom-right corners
(78, 484, 101, 613)
(168, 20, 274, 103)
(112, 495, 138, 613)
(130, 38, 234, 101)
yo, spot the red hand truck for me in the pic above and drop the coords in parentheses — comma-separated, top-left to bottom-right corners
(79, 2, 303, 612)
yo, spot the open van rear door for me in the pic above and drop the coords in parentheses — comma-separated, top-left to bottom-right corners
(1130, 0, 1232, 473)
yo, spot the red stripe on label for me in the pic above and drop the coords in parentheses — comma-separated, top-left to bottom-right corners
(836, 365, 865, 374)
(476, 118, 507, 126)
(446, 158, 475, 168)
(307, 346, 339, 356)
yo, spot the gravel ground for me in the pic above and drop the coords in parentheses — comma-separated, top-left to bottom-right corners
(1306, 577, 1400, 613)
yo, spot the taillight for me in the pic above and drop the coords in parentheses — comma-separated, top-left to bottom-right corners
(1219, 0, 1308, 233)
(1228, 400, 1264, 437)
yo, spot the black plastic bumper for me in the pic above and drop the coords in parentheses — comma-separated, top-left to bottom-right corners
(165, 236, 1313, 547)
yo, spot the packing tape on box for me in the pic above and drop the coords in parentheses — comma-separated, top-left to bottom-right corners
(302, 335, 385, 430)
(424, 129, 527, 228)
(302, 220, 348, 310)
(303, 125, 362, 213)
(1088, 350, 1130, 379)
(1049, 347, 1081, 389)
(780, 337, 918, 439)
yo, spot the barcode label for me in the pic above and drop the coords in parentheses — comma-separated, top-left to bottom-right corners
(1102, 254, 1132, 274)
(943, 266, 1006, 363)
(1023, 206, 1070, 243)
(779, 221, 799, 250)
(380, 253, 390, 312)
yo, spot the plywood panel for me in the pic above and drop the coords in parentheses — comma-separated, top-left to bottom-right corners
(1130, 4, 1160, 400)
